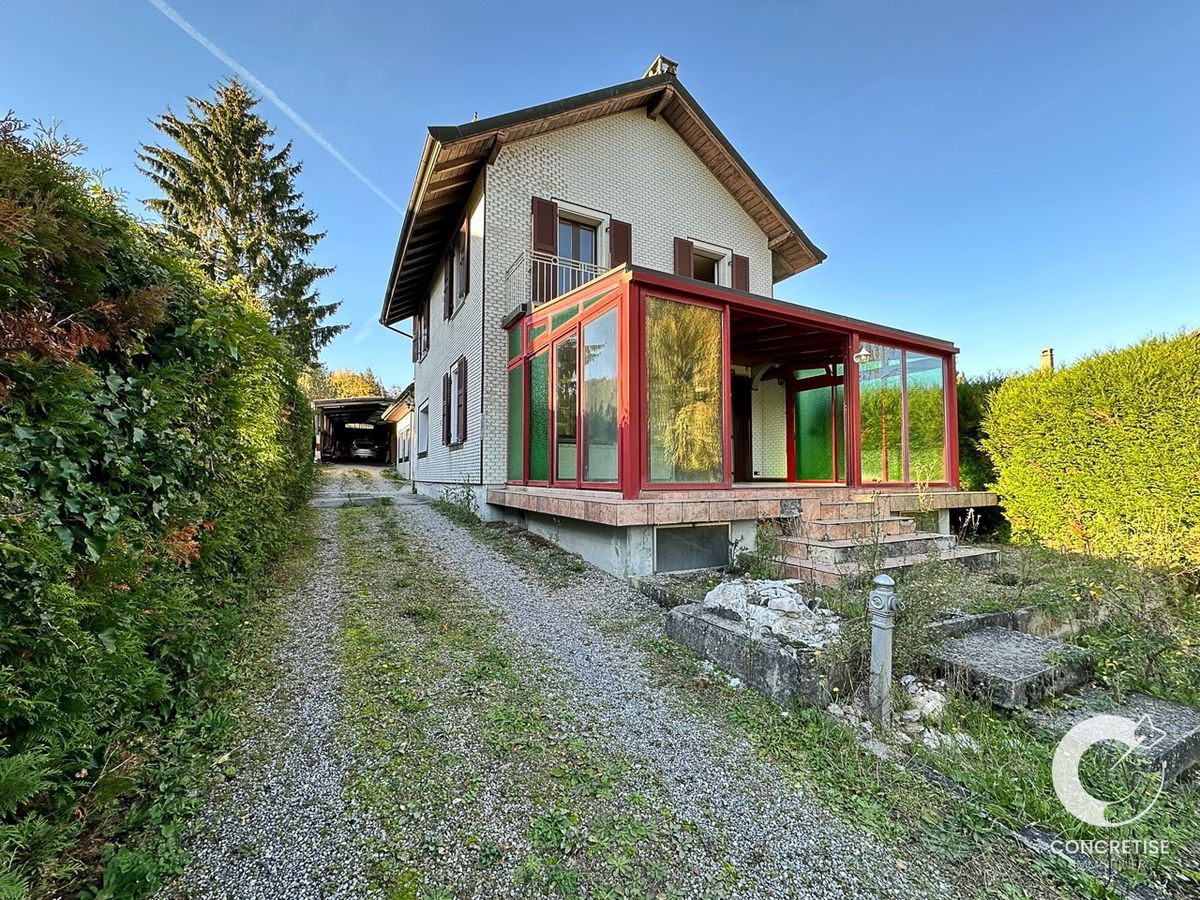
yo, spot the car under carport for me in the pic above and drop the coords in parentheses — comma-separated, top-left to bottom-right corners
(313, 396, 396, 465)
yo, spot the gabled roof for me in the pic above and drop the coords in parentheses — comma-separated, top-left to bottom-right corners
(380, 70, 826, 325)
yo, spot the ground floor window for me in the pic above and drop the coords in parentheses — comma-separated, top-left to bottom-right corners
(528, 350, 550, 481)
(581, 308, 618, 482)
(645, 296, 725, 484)
(507, 364, 524, 481)
(416, 402, 429, 458)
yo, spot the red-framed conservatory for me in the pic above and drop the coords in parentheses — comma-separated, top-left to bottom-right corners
(503, 265, 961, 502)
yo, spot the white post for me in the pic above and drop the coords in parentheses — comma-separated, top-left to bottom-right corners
(868, 574, 902, 725)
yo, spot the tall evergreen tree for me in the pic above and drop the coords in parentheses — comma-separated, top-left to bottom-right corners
(137, 79, 344, 362)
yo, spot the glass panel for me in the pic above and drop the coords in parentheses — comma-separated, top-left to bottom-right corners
(551, 304, 579, 331)
(582, 309, 618, 482)
(645, 297, 724, 483)
(558, 220, 597, 295)
(906, 352, 946, 483)
(834, 382, 846, 482)
(858, 342, 903, 482)
(529, 322, 547, 343)
(795, 386, 833, 480)
(507, 326, 522, 360)
(507, 364, 524, 481)
(555, 336, 578, 481)
(528, 350, 550, 481)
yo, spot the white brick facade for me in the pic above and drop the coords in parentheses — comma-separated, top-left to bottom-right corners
(479, 109, 777, 485)
(411, 181, 485, 493)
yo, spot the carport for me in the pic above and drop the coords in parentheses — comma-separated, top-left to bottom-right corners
(313, 396, 396, 465)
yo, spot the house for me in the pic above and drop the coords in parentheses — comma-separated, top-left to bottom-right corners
(382, 384, 416, 484)
(379, 57, 997, 583)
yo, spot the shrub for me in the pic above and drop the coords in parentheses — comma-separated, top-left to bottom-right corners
(955, 373, 1004, 492)
(0, 118, 313, 893)
(982, 333, 1200, 577)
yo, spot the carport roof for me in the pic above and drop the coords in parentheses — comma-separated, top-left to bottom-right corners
(313, 396, 396, 425)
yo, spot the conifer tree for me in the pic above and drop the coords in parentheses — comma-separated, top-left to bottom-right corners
(138, 79, 344, 362)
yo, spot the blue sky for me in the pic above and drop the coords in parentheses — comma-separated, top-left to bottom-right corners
(4, 1, 1197, 389)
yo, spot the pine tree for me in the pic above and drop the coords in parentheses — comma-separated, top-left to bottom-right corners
(137, 79, 344, 362)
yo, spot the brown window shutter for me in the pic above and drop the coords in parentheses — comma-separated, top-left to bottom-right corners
(411, 315, 419, 362)
(457, 218, 470, 299)
(673, 237, 693, 277)
(456, 357, 467, 441)
(532, 197, 558, 255)
(609, 219, 631, 268)
(731, 254, 749, 292)
(442, 372, 451, 445)
(443, 248, 454, 318)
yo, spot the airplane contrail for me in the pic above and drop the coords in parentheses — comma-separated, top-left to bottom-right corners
(146, 0, 404, 216)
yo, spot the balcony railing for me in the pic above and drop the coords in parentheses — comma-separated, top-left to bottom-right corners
(505, 250, 607, 312)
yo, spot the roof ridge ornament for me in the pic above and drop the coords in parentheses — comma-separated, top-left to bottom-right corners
(643, 55, 679, 78)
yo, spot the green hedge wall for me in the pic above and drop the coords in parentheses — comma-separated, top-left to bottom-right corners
(0, 123, 313, 894)
(982, 334, 1200, 575)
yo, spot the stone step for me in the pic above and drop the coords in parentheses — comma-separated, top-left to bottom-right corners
(780, 531, 955, 565)
(800, 516, 916, 541)
(934, 626, 1092, 709)
(806, 499, 878, 521)
(1032, 690, 1200, 784)
(781, 546, 1000, 588)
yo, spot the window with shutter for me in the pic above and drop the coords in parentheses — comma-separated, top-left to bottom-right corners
(442, 372, 451, 445)
(456, 357, 467, 442)
(442, 248, 454, 318)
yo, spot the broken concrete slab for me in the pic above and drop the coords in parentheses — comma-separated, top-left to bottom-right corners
(934, 626, 1092, 709)
(665, 604, 832, 709)
(308, 493, 395, 509)
(1034, 690, 1200, 784)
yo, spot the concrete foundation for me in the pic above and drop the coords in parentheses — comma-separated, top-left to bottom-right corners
(490, 505, 757, 577)
(665, 604, 832, 709)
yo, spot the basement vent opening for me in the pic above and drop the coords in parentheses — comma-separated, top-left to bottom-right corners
(655, 523, 729, 573)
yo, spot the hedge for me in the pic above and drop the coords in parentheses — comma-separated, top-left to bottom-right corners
(982, 333, 1200, 575)
(0, 121, 313, 894)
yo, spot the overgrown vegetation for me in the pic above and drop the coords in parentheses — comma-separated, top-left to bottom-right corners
(983, 333, 1200, 580)
(956, 372, 1004, 492)
(0, 115, 313, 896)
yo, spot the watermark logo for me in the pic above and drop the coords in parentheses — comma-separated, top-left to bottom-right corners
(1051, 713, 1167, 828)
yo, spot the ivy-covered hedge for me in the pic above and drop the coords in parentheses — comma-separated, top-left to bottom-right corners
(982, 334, 1200, 576)
(0, 124, 313, 893)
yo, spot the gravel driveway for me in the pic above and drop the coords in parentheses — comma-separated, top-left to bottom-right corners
(165, 466, 944, 899)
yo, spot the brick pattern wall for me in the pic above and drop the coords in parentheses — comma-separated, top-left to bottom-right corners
(481, 109, 777, 485)
(412, 181, 485, 487)
(751, 377, 788, 479)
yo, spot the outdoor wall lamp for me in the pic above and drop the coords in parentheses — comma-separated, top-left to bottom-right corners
(852, 346, 871, 365)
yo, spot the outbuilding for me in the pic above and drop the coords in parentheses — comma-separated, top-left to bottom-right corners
(313, 396, 396, 465)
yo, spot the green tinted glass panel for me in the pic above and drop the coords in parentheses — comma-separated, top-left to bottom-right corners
(906, 352, 946, 482)
(583, 289, 614, 311)
(858, 343, 904, 482)
(507, 364, 524, 481)
(555, 337, 578, 481)
(507, 326, 523, 360)
(582, 309, 618, 482)
(795, 386, 834, 480)
(551, 304, 579, 331)
(646, 297, 724, 483)
(834, 383, 846, 481)
(529, 322, 548, 343)
(528, 350, 550, 481)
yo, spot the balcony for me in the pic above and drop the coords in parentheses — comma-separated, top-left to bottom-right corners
(505, 250, 608, 312)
